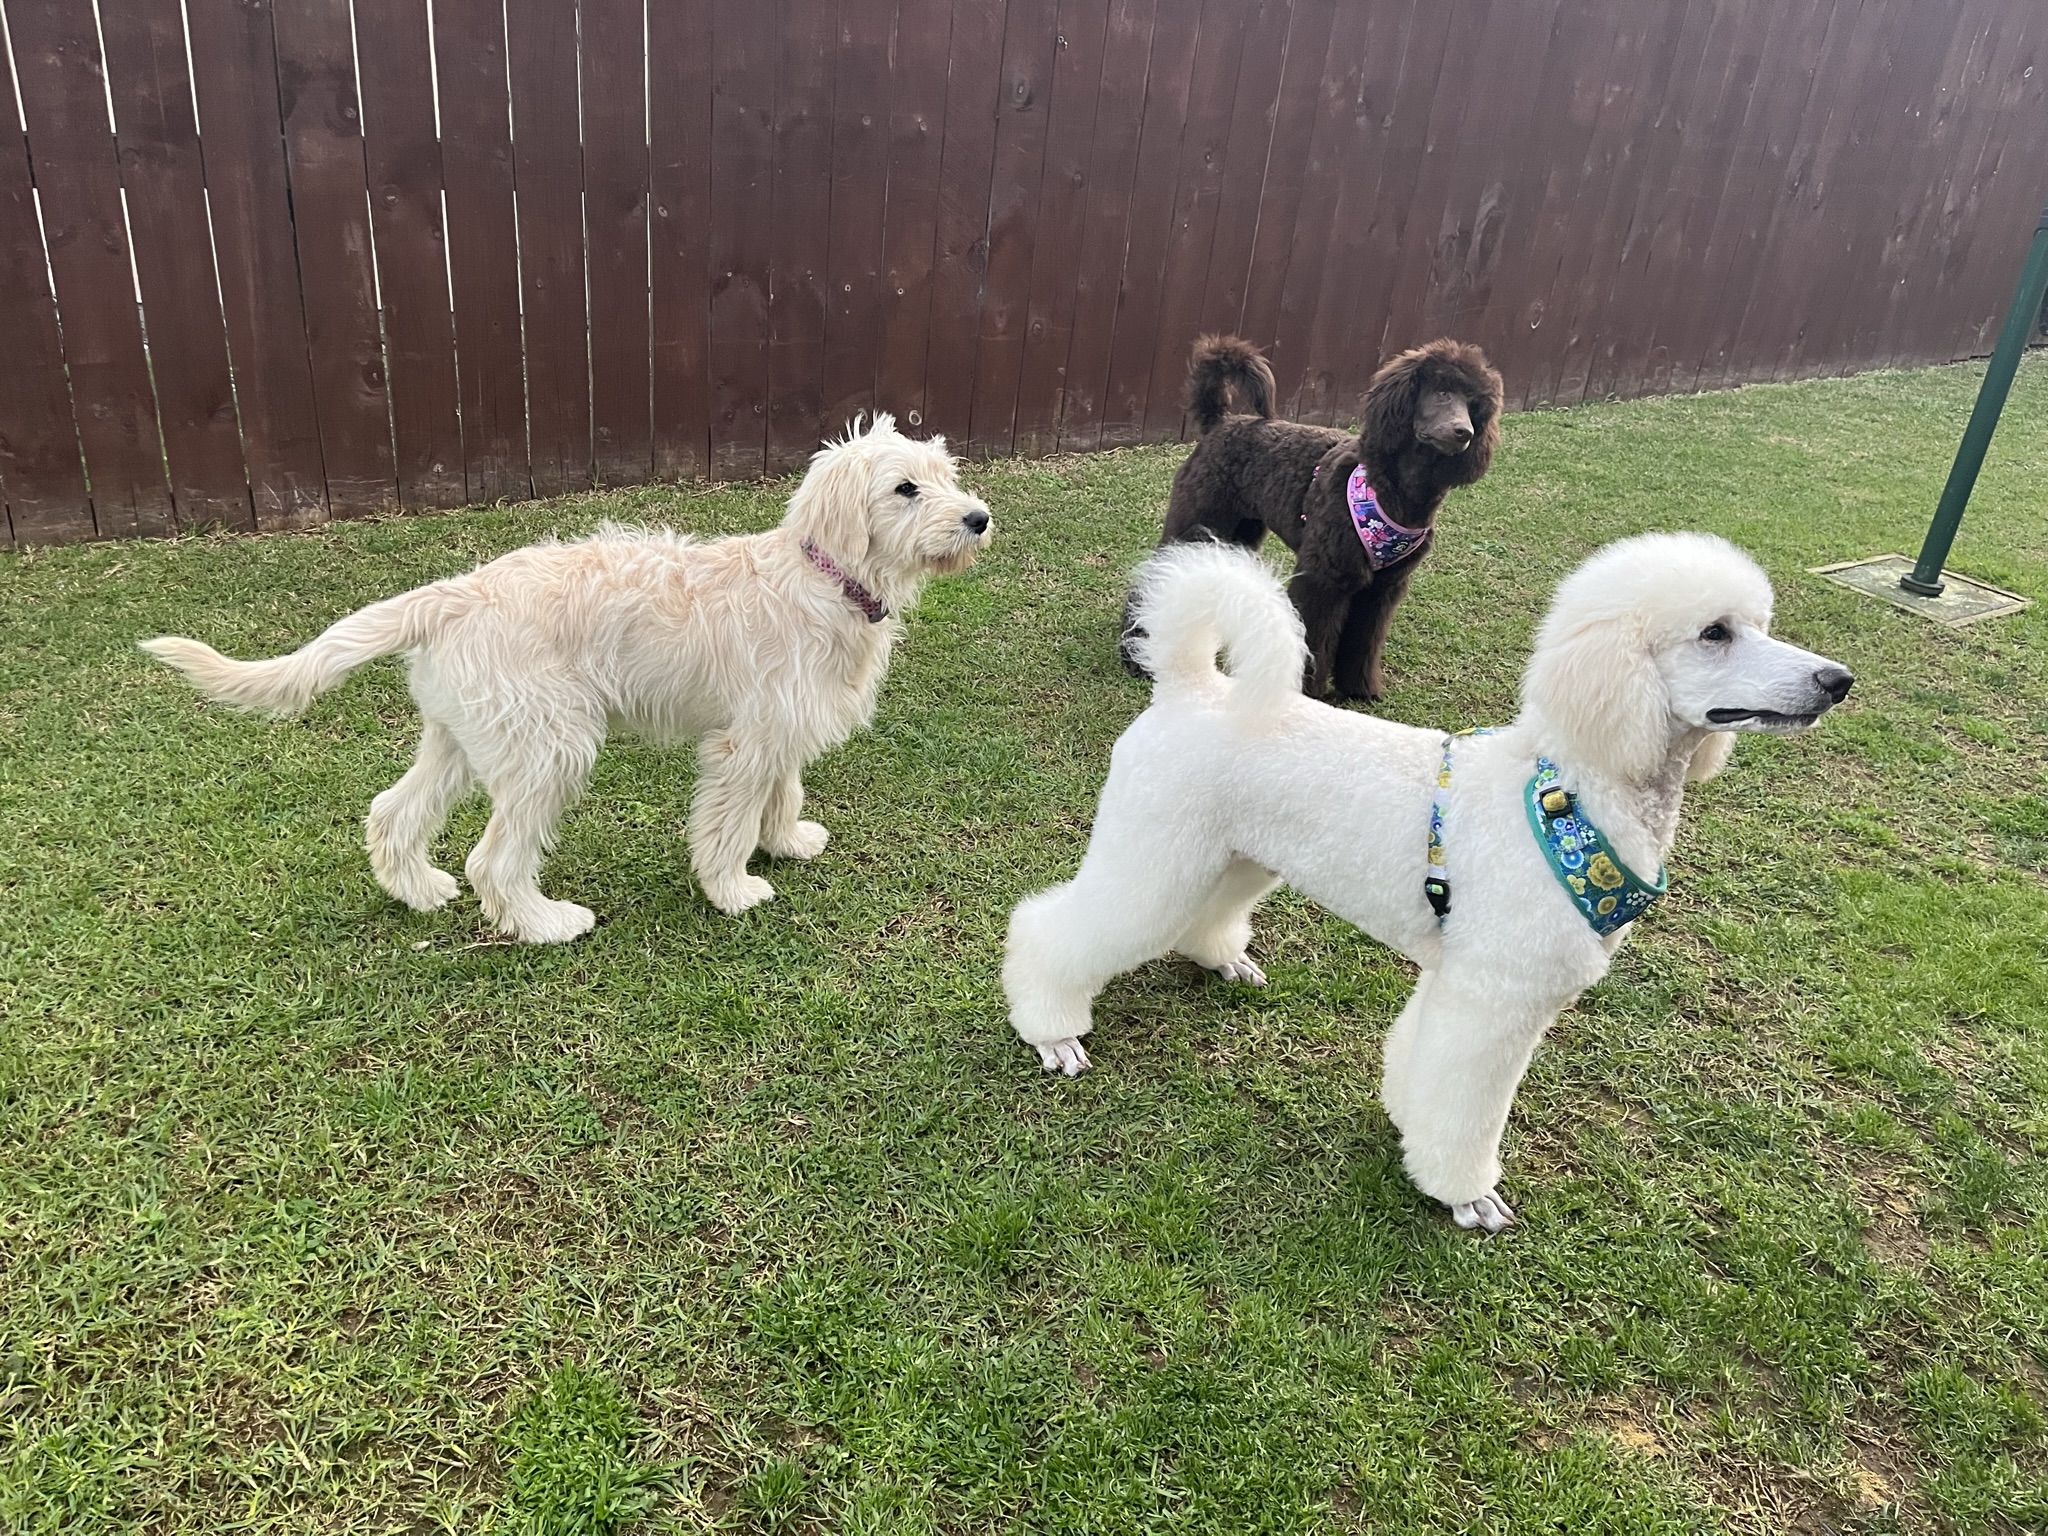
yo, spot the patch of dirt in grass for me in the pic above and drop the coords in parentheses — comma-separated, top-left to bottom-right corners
(1852, 1160, 1932, 1269)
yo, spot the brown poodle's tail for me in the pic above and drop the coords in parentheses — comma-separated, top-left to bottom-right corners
(1183, 335, 1275, 434)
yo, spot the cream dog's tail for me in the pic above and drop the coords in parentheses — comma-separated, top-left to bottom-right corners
(1125, 543, 1305, 723)
(140, 585, 447, 717)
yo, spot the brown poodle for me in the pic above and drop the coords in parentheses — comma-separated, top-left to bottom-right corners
(1121, 335, 1503, 701)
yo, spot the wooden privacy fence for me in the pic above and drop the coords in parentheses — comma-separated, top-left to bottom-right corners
(2, 0, 2044, 546)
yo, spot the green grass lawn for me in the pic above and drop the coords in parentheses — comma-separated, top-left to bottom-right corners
(4, 358, 2047, 1535)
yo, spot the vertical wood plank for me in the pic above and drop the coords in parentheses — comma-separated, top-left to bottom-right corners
(1012, 0, 1111, 457)
(1053, 0, 1154, 452)
(271, 0, 398, 515)
(1232, 0, 1335, 353)
(765, 0, 836, 469)
(436, 0, 529, 501)
(649, 0, 714, 480)
(707, 0, 777, 478)
(583, 0, 652, 486)
(1137, 0, 1255, 442)
(507, 0, 591, 496)
(11, 0, 173, 537)
(819, 0, 897, 432)
(100, 0, 252, 529)
(920, 0, 1006, 446)
(353, 0, 463, 508)
(1095, 0, 1200, 445)
(186, 0, 328, 528)
(1193, 0, 1294, 351)
(967, 0, 1061, 458)
(0, 116, 90, 543)
(871, 0, 954, 432)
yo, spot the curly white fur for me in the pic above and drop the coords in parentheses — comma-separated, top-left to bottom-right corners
(1004, 534, 1851, 1232)
(142, 415, 992, 939)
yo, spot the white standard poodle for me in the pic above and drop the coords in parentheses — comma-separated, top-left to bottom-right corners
(143, 415, 992, 939)
(1004, 533, 1852, 1232)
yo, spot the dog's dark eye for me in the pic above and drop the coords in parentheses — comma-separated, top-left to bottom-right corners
(895, 481, 918, 498)
(1699, 622, 1733, 644)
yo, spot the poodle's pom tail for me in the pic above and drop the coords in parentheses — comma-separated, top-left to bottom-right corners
(1127, 543, 1304, 723)
(139, 589, 438, 717)
(1184, 334, 1276, 434)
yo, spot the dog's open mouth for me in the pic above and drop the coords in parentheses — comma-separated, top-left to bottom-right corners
(1707, 706, 1822, 731)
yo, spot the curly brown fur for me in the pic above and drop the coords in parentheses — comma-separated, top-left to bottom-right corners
(1121, 336, 1503, 702)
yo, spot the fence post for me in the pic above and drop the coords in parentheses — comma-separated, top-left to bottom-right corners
(1901, 199, 2048, 596)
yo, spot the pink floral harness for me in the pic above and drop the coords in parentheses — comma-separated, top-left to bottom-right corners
(1313, 462, 1432, 570)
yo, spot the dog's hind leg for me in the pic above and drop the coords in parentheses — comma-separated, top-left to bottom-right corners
(1172, 857, 1281, 983)
(758, 768, 829, 861)
(688, 726, 792, 914)
(464, 731, 603, 943)
(1381, 967, 1557, 1233)
(366, 720, 474, 911)
(1004, 843, 1234, 1074)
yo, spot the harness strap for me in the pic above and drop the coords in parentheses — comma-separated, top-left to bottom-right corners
(1425, 727, 1492, 923)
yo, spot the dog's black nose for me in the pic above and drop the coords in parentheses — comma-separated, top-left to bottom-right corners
(1814, 666, 1854, 703)
(963, 508, 990, 534)
(1448, 422, 1473, 449)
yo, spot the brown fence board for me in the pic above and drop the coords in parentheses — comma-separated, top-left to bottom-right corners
(766, 0, 837, 469)
(99, 0, 250, 531)
(1096, 0, 1201, 444)
(353, 0, 465, 509)
(272, 0, 398, 516)
(1011, 0, 1111, 456)
(0, 121, 89, 544)
(186, 0, 326, 528)
(921, 0, 1007, 446)
(584, 0, 652, 487)
(1193, 0, 1292, 351)
(870, 0, 954, 434)
(820, 0, 898, 433)
(11, 0, 172, 538)
(968, 0, 1061, 457)
(707, 0, 777, 479)
(1138, 0, 1254, 442)
(435, 0, 528, 501)
(1054, 0, 1155, 451)
(7, 0, 2047, 543)
(507, 0, 591, 496)
(649, 0, 714, 481)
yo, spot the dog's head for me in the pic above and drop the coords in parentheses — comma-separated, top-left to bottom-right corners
(1360, 339, 1504, 491)
(1520, 532, 1853, 783)
(784, 414, 993, 592)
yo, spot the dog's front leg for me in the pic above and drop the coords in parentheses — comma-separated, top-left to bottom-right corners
(1287, 571, 1350, 697)
(1332, 565, 1413, 703)
(759, 768, 829, 860)
(1381, 969, 1556, 1233)
(688, 728, 790, 913)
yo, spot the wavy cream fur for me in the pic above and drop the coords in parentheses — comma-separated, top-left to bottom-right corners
(142, 415, 992, 939)
(1004, 534, 1850, 1233)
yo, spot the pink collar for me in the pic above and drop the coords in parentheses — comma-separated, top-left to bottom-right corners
(801, 539, 888, 622)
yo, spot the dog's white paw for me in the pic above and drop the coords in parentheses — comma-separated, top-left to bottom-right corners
(1450, 1190, 1517, 1234)
(1034, 1037, 1092, 1076)
(385, 866, 460, 912)
(508, 899, 597, 944)
(707, 874, 776, 914)
(1213, 954, 1267, 986)
(767, 820, 829, 860)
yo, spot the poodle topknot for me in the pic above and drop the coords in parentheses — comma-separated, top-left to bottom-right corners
(1012, 534, 1851, 1234)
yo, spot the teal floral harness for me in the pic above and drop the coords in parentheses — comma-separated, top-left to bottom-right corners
(1426, 733, 1668, 937)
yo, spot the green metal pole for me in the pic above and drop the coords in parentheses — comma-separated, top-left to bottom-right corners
(1902, 199, 2048, 597)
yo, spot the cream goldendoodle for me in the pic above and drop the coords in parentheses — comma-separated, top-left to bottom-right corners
(1005, 534, 1851, 1232)
(143, 416, 991, 939)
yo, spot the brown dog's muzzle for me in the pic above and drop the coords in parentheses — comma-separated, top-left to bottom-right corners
(1415, 390, 1475, 454)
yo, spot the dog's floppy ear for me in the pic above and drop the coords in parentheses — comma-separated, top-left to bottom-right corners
(1685, 731, 1737, 782)
(1521, 608, 1671, 783)
(784, 431, 876, 563)
(1360, 347, 1427, 460)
